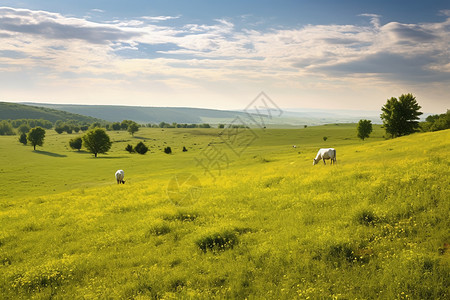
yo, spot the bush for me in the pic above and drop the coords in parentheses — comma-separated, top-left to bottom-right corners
(135, 142, 148, 155)
(164, 146, 172, 154)
(182, 146, 188, 152)
(323, 136, 328, 141)
(196, 230, 238, 252)
(19, 133, 27, 145)
(125, 144, 134, 153)
(69, 137, 82, 151)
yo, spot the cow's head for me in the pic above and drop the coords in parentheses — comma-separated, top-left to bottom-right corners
(313, 158, 318, 165)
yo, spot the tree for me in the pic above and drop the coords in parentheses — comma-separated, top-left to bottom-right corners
(19, 133, 27, 145)
(182, 146, 188, 152)
(125, 144, 134, 153)
(0, 120, 14, 135)
(112, 122, 121, 131)
(380, 93, 422, 138)
(134, 142, 148, 154)
(82, 128, 112, 158)
(357, 119, 373, 140)
(17, 123, 31, 134)
(323, 136, 328, 141)
(27, 127, 46, 150)
(128, 122, 139, 136)
(69, 137, 83, 151)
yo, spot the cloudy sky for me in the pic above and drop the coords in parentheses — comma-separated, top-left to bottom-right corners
(0, 0, 449, 112)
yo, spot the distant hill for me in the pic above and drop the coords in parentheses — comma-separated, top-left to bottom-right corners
(20, 103, 248, 124)
(0, 102, 104, 124)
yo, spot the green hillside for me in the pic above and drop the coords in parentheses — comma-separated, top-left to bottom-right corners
(0, 126, 448, 299)
(0, 102, 104, 124)
(21, 103, 247, 124)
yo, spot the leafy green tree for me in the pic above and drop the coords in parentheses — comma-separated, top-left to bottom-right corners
(164, 146, 172, 154)
(135, 142, 148, 154)
(18, 123, 31, 134)
(357, 119, 373, 140)
(381, 93, 422, 138)
(128, 122, 139, 136)
(0, 120, 14, 135)
(19, 133, 27, 145)
(82, 128, 112, 158)
(112, 122, 121, 131)
(69, 137, 83, 151)
(27, 127, 46, 150)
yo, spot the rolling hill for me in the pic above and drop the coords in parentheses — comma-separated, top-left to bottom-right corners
(0, 102, 104, 124)
(21, 102, 384, 126)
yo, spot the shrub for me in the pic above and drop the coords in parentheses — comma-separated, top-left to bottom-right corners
(182, 146, 188, 152)
(164, 146, 172, 154)
(19, 133, 27, 145)
(135, 142, 148, 155)
(323, 136, 328, 141)
(69, 137, 82, 151)
(196, 230, 238, 252)
(147, 222, 171, 236)
(125, 144, 134, 153)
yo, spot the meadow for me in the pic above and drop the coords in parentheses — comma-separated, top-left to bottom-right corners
(0, 124, 449, 299)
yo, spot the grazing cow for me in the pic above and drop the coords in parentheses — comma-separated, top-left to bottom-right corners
(293, 145, 297, 148)
(313, 148, 336, 165)
(115, 169, 125, 184)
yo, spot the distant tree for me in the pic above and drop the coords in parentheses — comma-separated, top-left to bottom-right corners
(323, 136, 328, 141)
(19, 133, 27, 145)
(90, 122, 102, 129)
(27, 127, 46, 150)
(128, 122, 139, 136)
(69, 137, 83, 151)
(55, 126, 64, 134)
(135, 142, 149, 154)
(218, 124, 225, 129)
(17, 123, 31, 134)
(120, 120, 131, 130)
(304, 125, 308, 128)
(422, 110, 450, 132)
(0, 120, 14, 135)
(380, 93, 422, 138)
(164, 146, 172, 154)
(182, 146, 188, 152)
(73, 126, 80, 133)
(82, 128, 112, 158)
(357, 119, 373, 140)
(125, 144, 134, 153)
(112, 122, 121, 131)
(80, 125, 89, 131)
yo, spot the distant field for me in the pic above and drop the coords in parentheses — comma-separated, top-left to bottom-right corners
(0, 125, 449, 299)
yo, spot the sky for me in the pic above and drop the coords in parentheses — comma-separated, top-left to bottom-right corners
(0, 0, 449, 113)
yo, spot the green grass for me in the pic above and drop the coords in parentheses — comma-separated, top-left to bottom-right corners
(0, 125, 449, 299)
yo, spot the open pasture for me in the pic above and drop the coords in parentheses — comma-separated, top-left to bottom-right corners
(0, 125, 449, 299)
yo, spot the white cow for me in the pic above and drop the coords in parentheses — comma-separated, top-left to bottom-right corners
(115, 170, 125, 184)
(313, 148, 336, 165)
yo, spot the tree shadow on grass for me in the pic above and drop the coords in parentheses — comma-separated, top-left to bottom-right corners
(33, 150, 67, 158)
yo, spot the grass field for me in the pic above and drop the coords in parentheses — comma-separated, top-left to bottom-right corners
(0, 125, 449, 299)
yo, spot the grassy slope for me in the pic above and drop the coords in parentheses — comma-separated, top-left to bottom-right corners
(0, 102, 103, 123)
(0, 125, 449, 299)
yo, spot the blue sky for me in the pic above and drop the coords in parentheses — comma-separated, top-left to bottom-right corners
(0, 0, 449, 112)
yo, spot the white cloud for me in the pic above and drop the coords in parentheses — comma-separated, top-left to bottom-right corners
(0, 6, 448, 111)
